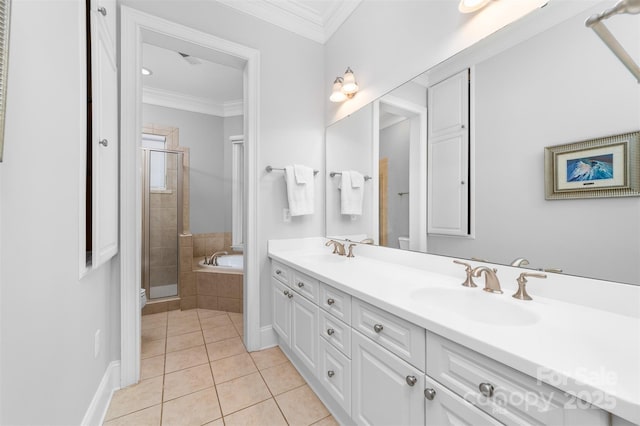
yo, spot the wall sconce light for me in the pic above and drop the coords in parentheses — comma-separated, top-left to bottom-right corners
(330, 67, 359, 102)
(458, 0, 492, 13)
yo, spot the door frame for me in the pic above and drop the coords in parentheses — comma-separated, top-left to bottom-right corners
(120, 6, 261, 387)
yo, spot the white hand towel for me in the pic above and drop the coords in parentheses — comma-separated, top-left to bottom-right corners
(294, 164, 308, 184)
(284, 165, 314, 216)
(350, 171, 364, 188)
(339, 171, 364, 215)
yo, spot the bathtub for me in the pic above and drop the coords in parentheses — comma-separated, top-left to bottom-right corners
(198, 254, 243, 272)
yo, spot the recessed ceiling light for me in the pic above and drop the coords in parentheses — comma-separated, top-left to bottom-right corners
(459, 0, 492, 13)
(141, 67, 153, 76)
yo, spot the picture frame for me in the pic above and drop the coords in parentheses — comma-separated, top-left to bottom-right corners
(544, 131, 640, 200)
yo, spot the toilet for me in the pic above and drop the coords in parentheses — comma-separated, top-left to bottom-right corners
(398, 236, 410, 250)
(140, 288, 147, 310)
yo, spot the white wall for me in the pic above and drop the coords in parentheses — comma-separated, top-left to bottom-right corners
(428, 7, 640, 284)
(142, 104, 242, 234)
(123, 0, 325, 332)
(0, 1, 121, 424)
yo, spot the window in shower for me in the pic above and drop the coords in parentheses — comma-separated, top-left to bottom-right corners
(142, 133, 168, 190)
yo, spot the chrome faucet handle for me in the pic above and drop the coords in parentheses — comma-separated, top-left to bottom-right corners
(359, 238, 374, 244)
(512, 272, 547, 301)
(347, 243, 356, 258)
(472, 266, 502, 294)
(510, 258, 530, 267)
(453, 260, 477, 288)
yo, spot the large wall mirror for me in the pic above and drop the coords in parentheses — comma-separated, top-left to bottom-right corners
(0, 0, 11, 161)
(326, 1, 640, 285)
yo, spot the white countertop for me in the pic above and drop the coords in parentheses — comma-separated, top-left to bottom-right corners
(268, 238, 640, 424)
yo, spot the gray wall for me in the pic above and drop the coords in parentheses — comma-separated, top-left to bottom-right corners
(380, 119, 410, 249)
(143, 104, 242, 234)
(427, 10, 640, 284)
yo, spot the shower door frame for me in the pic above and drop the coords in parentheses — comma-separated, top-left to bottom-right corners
(141, 147, 184, 301)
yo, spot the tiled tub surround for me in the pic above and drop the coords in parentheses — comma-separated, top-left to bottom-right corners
(143, 233, 243, 315)
(268, 237, 640, 426)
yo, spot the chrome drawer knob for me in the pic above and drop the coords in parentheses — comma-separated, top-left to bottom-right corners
(424, 388, 436, 400)
(283, 290, 293, 299)
(479, 382, 494, 397)
(327, 328, 335, 336)
(373, 323, 384, 333)
(97, 6, 107, 16)
(327, 298, 335, 305)
(275, 269, 282, 275)
(99, 139, 108, 147)
(297, 282, 304, 288)
(406, 375, 417, 386)
(327, 370, 335, 378)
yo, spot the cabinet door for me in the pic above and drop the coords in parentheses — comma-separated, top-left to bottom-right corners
(90, 0, 118, 267)
(424, 375, 502, 426)
(427, 69, 470, 237)
(290, 290, 319, 374)
(319, 337, 352, 415)
(272, 279, 291, 344)
(352, 331, 424, 426)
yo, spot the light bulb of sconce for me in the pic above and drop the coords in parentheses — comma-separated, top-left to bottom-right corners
(329, 77, 347, 102)
(341, 67, 358, 95)
(458, 0, 492, 13)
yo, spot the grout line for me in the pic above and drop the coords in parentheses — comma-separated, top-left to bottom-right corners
(204, 313, 226, 424)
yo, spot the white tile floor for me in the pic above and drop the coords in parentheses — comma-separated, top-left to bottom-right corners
(103, 309, 337, 426)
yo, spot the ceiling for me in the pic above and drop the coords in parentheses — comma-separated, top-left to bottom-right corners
(142, 0, 361, 116)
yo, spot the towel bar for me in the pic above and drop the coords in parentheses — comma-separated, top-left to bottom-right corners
(266, 165, 318, 176)
(329, 171, 372, 181)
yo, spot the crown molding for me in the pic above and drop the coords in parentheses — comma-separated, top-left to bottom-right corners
(216, 0, 362, 44)
(143, 86, 243, 117)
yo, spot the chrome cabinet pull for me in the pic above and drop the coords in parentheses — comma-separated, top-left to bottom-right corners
(284, 290, 293, 299)
(406, 375, 417, 386)
(297, 282, 304, 288)
(373, 323, 384, 333)
(327, 370, 335, 378)
(326, 328, 335, 336)
(97, 6, 107, 16)
(479, 382, 495, 397)
(275, 269, 282, 275)
(327, 298, 335, 305)
(99, 139, 108, 147)
(424, 388, 436, 400)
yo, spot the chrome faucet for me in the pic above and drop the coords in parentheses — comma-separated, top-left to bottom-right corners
(510, 258, 530, 267)
(205, 251, 228, 265)
(325, 240, 346, 256)
(346, 243, 356, 258)
(472, 266, 502, 294)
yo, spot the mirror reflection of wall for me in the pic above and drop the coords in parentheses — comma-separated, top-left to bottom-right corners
(325, 4, 640, 285)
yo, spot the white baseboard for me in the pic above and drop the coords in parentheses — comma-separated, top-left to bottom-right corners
(82, 360, 121, 426)
(259, 325, 278, 349)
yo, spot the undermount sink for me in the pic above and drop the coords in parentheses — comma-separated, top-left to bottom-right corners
(409, 287, 540, 326)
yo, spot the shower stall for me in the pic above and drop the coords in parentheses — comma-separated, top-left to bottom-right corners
(141, 145, 184, 300)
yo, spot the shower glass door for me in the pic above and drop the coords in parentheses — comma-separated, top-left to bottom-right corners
(142, 146, 183, 300)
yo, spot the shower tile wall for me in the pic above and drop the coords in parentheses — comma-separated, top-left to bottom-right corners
(179, 234, 197, 310)
(192, 232, 233, 257)
(148, 154, 179, 297)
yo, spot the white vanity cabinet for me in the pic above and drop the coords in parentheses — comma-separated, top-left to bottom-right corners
(271, 263, 319, 375)
(426, 332, 609, 426)
(352, 330, 425, 426)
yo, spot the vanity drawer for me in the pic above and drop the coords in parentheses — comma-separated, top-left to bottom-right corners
(352, 298, 425, 371)
(271, 261, 290, 286)
(319, 282, 352, 325)
(318, 337, 352, 416)
(426, 332, 608, 426)
(292, 269, 319, 303)
(319, 309, 351, 358)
